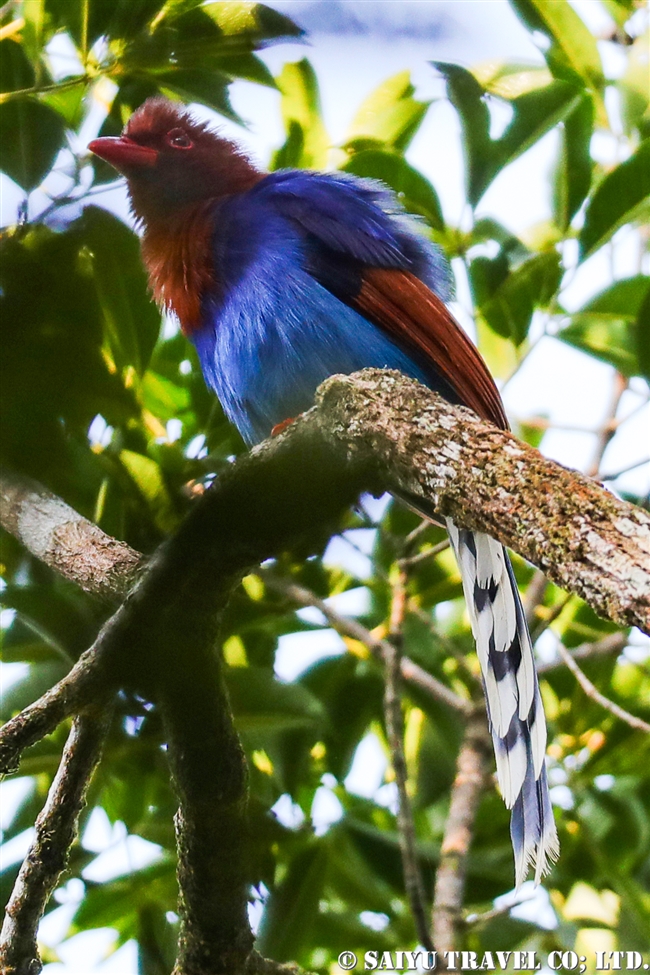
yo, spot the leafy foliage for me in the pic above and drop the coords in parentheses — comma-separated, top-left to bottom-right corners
(0, 0, 648, 970)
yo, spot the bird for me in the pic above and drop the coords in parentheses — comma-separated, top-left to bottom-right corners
(89, 97, 559, 888)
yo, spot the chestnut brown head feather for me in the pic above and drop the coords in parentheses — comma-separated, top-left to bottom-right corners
(89, 98, 262, 333)
(111, 97, 262, 224)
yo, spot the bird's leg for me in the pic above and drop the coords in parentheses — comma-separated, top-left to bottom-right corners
(271, 416, 296, 437)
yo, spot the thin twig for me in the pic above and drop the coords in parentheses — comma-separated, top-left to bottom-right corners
(523, 569, 548, 629)
(384, 568, 434, 952)
(0, 638, 116, 775)
(587, 372, 628, 479)
(601, 457, 650, 482)
(537, 631, 628, 674)
(0, 705, 112, 974)
(530, 592, 573, 642)
(398, 538, 450, 569)
(464, 890, 535, 927)
(431, 710, 492, 954)
(262, 574, 473, 715)
(555, 640, 650, 733)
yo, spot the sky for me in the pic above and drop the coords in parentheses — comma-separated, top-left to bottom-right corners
(1, 1, 649, 971)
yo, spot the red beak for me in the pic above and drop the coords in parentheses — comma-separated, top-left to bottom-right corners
(88, 136, 158, 174)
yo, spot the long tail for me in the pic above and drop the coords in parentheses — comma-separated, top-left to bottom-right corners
(445, 518, 559, 886)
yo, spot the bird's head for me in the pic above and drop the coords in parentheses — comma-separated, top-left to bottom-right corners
(88, 98, 261, 224)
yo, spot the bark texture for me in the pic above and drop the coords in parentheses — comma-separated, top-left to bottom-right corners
(314, 371, 650, 632)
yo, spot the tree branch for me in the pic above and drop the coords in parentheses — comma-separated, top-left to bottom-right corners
(0, 467, 141, 599)
(0, 705, 112, 974)
(312, 371, 650, 633)
(537, 631, 628, 674)
(384, 568, 434, 951)
(431, 710, 492, 954)
(3, 370, 648, 631)
(554, 640, 650, 733)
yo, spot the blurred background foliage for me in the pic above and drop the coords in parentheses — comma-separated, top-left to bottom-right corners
(0, 0, 649, 970)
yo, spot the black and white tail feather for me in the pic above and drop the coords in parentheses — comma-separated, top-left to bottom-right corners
(445, 518, 559, 887)
(395, 490, 559, 886)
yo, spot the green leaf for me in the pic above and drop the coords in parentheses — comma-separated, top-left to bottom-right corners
(582, 276, 650, 317)
(157, 68, 237, 121)
(140, 371, 191, 422)
(39, 81, 87, 127)
(226, 666, 326, 733)
(636, 284, 650, 381)
(273, 59, 329, 170)
(342, 148, 444, 230)
(214, 52, 276, 88)
(0, 39, 35, 94)
(21, 0, 46, 65)
(495, 80, 583, 176)
(119, 450, 177, 532)
(45, 0, 163, 48)
(579, 140, 650, 260)
(597, 0, 636, 29)
(559, 315, 637, 375)
(433, 62, 582, 205)
(559, 276, 650, 378)
(619, 32, 650, 138)
(0, 97, 65, 190)
(345, 71, 429, 153)
(472, 251, 562, 345)
(80, 206, 161, 376)
(431, 63, 490, 206)
(257, 841, 329, 959)
(472, 59, 554, 99)
(1, 661, 70, 720)
(509, 0, 604, 91)
(200, 1, 303, 43)
(72, 861, 176, 933)
(553, 91, 594, 229)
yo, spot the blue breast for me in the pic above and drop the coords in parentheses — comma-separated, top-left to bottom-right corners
(191, 171, 447, 445)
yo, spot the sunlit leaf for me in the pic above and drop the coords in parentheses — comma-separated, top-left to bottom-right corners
(599, 0, 637, 28)
(345, 71, 429, 153)
(472, 60, 553, 99)
(119, 449, 177, 532)
(39, 81, 87, 127)
(619, 30, 650, 138)
(509, 0, 604, 91)
(558, 315, 637, 376)
(201, 0, 303, 42)
(559, 276, 650, 378)
(273, 59, 329, 170)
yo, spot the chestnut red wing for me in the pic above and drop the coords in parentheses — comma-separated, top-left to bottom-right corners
(354, 267, 508, 430)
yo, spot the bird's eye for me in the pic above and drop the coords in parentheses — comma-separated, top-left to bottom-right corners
(166, 128, 193, 149)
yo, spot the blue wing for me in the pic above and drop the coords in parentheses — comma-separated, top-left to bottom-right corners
(193, 170, 452, 444)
